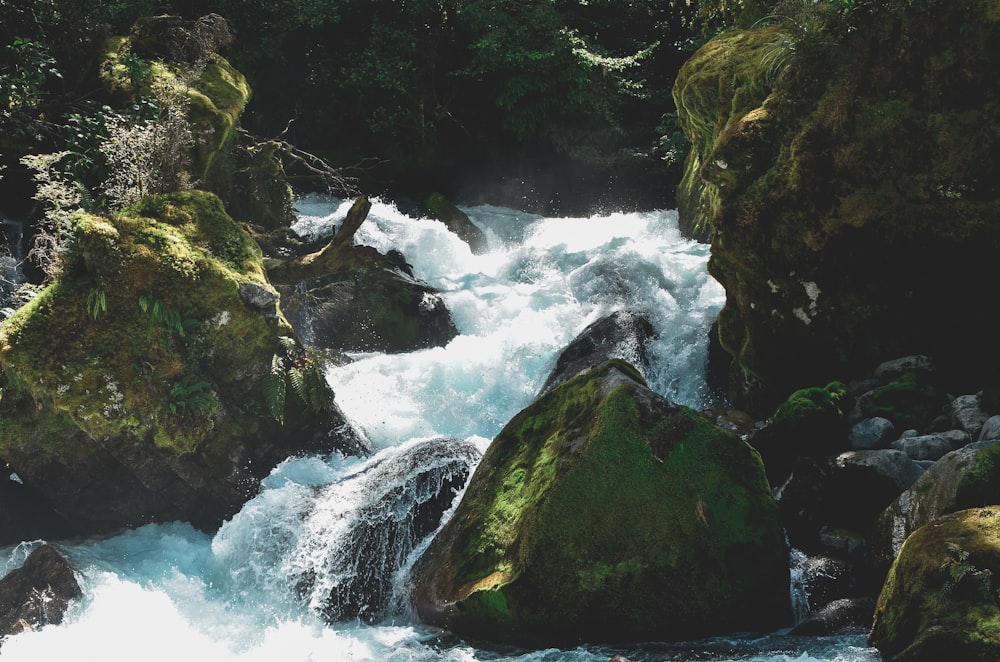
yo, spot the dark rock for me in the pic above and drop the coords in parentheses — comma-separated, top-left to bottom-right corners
(293, 438, 481, 624)
(951, 393, 990, 441)
(538, 310, 655, 396)
(890, 430, 970, 462)
(980, 415, 1000, 441)
(425, 193, 488, 254)
(0, 544, 82, 641)
(411, 360, 790, 645)
(791, 597, 876, 636)
(129, 14, 233, 64)
(874, 356, 935, 383)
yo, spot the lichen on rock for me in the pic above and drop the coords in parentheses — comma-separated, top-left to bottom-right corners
(410, 359, 790, 645)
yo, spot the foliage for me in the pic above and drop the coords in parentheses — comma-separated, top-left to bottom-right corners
(265, 335, 331, 425)
(940, 542, 998, 603)
(19, 151, 88, 280)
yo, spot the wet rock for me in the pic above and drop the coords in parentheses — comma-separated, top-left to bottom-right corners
(0, 544, 82, 641)
(538, 310, 655, 396)
(425, 193, 488, 254)
(890, 430, 970, 461)
(848, 417, 895, 450)
(791, 597, 876, 636)
(411, 360, 790, 645)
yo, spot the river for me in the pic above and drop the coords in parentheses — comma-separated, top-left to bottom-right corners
(0, 196, 881, 661)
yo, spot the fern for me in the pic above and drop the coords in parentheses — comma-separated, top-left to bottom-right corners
(138, 294, 199, 338)
(265, 353, 287, 424)
(86, 287, 108, 319)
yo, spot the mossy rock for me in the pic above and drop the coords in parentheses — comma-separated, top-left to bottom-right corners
(749, 381, 849, 484)
(0, 190, 366, 535)
(859, 372, 948, 432)
(411, 360, 790, 645)
(872, 441, 1000, 572)
(674, 1, 1000, 413)
(425, 193, 488, 254)
(870, 507, 1000, 661)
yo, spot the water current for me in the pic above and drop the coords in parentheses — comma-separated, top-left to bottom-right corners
(0, 197, 881, 661)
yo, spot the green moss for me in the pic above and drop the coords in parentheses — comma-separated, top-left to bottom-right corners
(422, 361, 788, 643)
(862, 372, 947, 431)
(955, 446, 1000, 510)
(0, 190, 280, 458)
(871, 507, 1000, 661)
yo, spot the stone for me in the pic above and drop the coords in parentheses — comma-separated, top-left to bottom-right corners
(890, 430, 970, 462)
(848, 417, 895, 450)
(0, 544, 82, 641)
(790, 597, 876, 636)
(425, 193, 488, 254)
(871, 441, 1000, 571)
(951, 393, 990, 441)
(538, 310, 655, 396)
(410, 360, 790, 645)
(873, 356, 935, 382)
(979, 415, 1000, 441)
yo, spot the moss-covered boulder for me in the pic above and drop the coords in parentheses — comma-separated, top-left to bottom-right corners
(872, 441, 1000, 571)
(410, 360, 790, 645)
(0, 190, 367, 535)
(870, 507, 1000, 661)
(674, 1, 1000, 413)
(748, 381, 850, 485)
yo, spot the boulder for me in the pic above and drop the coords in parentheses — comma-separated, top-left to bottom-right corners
(292, 438, 481, 623)
(538, 310, 655, 396)
(848, 417, 895, 450)
(853, 373, 948, 433)
(870, 507, 1000, 661)
(951, 393, 990, 442)
(748, 381, 850, 485)
(980, 415, 1000, 442)
(871, 441, 1000, 570)
(674, 2, 1000, 413)
(891, 430, 970, 462)
(0, 544, 82, 641)
(269, 197, 459, 353)
(790, 597, 876, 636)
(410, 360, 790, 645)
(0, 191, 368, 536)
(777, 450, 923, 553)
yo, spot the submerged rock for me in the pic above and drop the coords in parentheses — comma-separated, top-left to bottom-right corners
(0, 191, 368, 536)
(0, 544, 82, 642)
(538, 310, 655, 396)
(410, 360, 790, 645)
(870, 507, 1000, 661)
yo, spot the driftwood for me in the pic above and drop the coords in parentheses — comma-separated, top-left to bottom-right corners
(266, 196, 376, 286)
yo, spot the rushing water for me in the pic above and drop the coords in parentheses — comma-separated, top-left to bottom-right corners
(0, 197, 881, 661)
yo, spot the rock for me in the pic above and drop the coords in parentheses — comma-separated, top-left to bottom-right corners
(225, 137, 296, 231)
(281, 268, 458, 353)
(0, 191, 369, 536)
(853, 373, 948, 433)
(874, 356, 935, 382)
(269, 197, 459, 354)
(292, 438, 481, 623)
(790, 597, 876, 636)
(870, 507, 1000, 661)
(777, 450, 923, 552)
(410, 360, 790, 645)
(425, 193, 488, 254)
(674, 2, 1000, 413)
(890, 430, 970, 461)
(951, 393, 990, 441)
(0, 471, 78, 546)
(848, 417, 895, 450)
(980, 415, 1000, 441)
(871, 441, 1000, 570)
(748, 381, 849, 485)
(0, 544, 82, 641)
(538, 310, 655, 396)
(101, 18, 249, 184)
